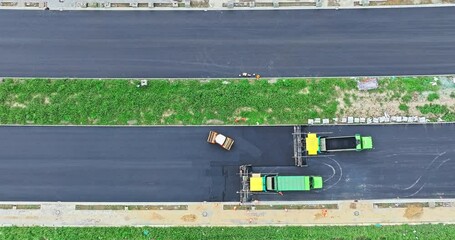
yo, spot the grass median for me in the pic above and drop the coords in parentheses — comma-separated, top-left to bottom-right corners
(0, 76, 453, 125)
(1, 224, 454, 240)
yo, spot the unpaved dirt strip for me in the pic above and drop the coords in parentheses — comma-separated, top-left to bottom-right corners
(0, 200, 453, 226)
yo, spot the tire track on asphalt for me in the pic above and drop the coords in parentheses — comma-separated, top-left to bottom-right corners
(398, 152, 452, 198)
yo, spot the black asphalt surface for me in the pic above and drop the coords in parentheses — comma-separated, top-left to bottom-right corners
(1, 8, 455, 78)
(0, 126, 292, 202)
(0, 124, 453, 202)
(256, 124, 455, 201)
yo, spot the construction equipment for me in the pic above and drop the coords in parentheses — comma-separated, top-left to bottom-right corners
(293, 126, 373, 167)
(238, 165, 323, 203)
(250, 174, 323, 192)
(207, 131, 234, 150)
(239, 72, 259, 78)
(239, 164, 254, 203)
(306, 133, 373, 155)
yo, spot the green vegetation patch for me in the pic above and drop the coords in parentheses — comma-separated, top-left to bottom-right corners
(1, 225, 454, 240)
(0, 78, 356, 125)
(373, 202, 429, 208)
(0, 204, 41, 210)
(382, 77, 439, 93)
(417, 104, 455, 121)
(75, 205, 126, 210)
(0, 77, 453, 125)
(127, 205, 187, 211)
(427, 93, 440, 102)
(15, 204, 41, 210)
(401, 94, 413, 103)
(75, 205, 188, 211)
(399, 103, 409, 112)
(223, 204, 338, 210)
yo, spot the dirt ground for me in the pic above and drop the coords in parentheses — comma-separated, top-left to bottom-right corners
(404, 204, 424, 219)
(336, 77, 455, 120)
(1, 200, 453, 226)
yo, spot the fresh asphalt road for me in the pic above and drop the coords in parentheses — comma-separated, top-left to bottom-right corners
(1, 8, 455, 78)
(0, 124, 453, 202)
(256, 124, 455, 201)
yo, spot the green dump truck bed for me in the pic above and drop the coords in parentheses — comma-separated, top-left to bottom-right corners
(275, 176, 310, 191)
(271, 176, 323, 191)
(320, 134, 373, 152)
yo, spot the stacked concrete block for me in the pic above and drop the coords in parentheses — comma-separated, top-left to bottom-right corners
(303, 115, 433, 126)
(273, 0, 278, 7)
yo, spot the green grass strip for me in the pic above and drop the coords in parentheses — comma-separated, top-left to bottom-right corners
(0, 78, 354, 125)
(75, 205, 188, 210)
(223, 204, 338, 210)
(0, 225, 454, 240)
(0, 77, 451, 125)
(15, 205, 41, 210)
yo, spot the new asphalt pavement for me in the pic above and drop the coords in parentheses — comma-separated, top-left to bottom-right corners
(0, 124, 453, 202)
(0, 7, 455, 78)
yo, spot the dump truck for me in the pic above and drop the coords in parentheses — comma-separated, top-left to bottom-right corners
(207, 131, 234, 150)
(306, 133, 373, 156)
(249, 173, 323, 192)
